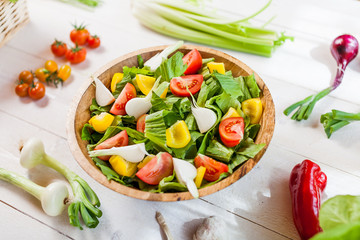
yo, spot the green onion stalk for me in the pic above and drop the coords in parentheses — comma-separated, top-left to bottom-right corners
(20, 138, 102, 230)
(131, 0, 293, 57)
(321, 110, 360, 138)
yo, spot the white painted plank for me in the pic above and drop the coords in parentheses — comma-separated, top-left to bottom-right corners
(0, 202, 71, 239)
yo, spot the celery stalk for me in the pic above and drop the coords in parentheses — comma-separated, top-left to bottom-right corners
(132, 0, 292, 57)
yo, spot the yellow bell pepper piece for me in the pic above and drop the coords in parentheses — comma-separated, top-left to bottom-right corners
(159, 87, 168, 98)
(195, 166, 206, 188)
(242, 98, 263, 124)
(136, 74, 156, 95)
(88, 112, 114, 133)
(109, 155, 138, 177)
(137, 155, 155, 169)
(166, 120, 191, 148)
(221, 107, 241, 121)
(207, 62, 225, 74)
(111, 73, 124, 92)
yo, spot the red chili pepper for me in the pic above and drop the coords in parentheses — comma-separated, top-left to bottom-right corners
(289, 159, 327, 240)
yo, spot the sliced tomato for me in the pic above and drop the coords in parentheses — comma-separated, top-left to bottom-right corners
(194, 154, 229, 182)
(219, 117, 245, 148)
(136, 114, 147, 133)
(136, 152, 173, 185)
(170, 75, 203, 97)
(110, 83, 136, 115)
(183, 49, 202, 75)
(94, 130, 128, 160)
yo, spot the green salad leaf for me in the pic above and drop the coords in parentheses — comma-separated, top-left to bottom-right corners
(244, 74, 261, 98)
(205, 140, 234, 163)
(89, 99, 111, 116)
(145, 110, 172, 152)
(310, 195, 360, 240)
(213, 72, 244, 99)
(156, 51, 187, 82)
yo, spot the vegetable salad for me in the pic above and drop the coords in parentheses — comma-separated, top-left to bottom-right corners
(81, 43, 266, 197)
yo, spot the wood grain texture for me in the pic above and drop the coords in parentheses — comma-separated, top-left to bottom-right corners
(67, 44, 275, 201)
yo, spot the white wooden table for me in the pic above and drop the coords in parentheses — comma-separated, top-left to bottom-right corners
(1, 0, 360, 239)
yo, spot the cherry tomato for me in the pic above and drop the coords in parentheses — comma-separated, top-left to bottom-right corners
(194, 154, 229, 182)
(44, 60, 58, 73)
(70, 24, 90, 45)
(65, 46, 87, 64)
(136, 114, 147, 133)
(183, 49, 202, 75)
(35, 68, 50, 82)
(15, 83, 29, 97)
(18, 70, 33, 84)
(136, 152, 174, 185)
(94, 130, 128, 161)
(219, 117, 245, 148)
(170, 75, 203, 97)
(57, 65, 71, 81)
(110, 83, 137, 115)
(28, 82, 45, 100)
(51, 40, 68, 57)
(87, 35, 101, 48)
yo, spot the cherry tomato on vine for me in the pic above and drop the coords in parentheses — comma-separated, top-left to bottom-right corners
(15, 83, 30, 97)
(51, 40, 68, 57)
(35, 68, 50, 82)
(18, 70, 33, 84)
(65, 46, 87, 64)
(70, 24, 90, 45)
(57, 65, 71, 81)
(44, 60, 58, 73)
(28, 82, 45, 100)
(87, 35, 101, 48)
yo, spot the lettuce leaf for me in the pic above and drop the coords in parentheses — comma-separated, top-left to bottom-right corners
(156, 51, 187, 82)
(213, 72, 244, 99)
(89, 98, 111, 116)
(145, 110, 172, 152)
(244, 73, 261, 98)
(236, 138, 265, 158)
(234, 76, 252, 102)
(205, 139, 234, 163)
(197, 77, 221, 107)
(310, 195, 360, 240)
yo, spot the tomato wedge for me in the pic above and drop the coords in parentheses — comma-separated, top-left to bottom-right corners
(110, 83, 136, 115)
(170, 75, 203, 97)
(194, 154, 229, 182)
(136, 114, 147, 133)
(219, 117, 245, 148)
(136, 152, 173, 185)
(94, 130, 129, 160)
(183, 49, 202, 75)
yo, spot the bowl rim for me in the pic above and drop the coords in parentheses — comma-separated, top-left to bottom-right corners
(66, 44, 275, 201)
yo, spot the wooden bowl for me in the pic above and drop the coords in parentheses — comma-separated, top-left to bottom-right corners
(67, 44, 275, 201)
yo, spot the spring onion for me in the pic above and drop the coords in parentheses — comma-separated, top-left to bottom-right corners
(144, 41, 184, 71)
(20, 138, 102, 230)
(321, 110, 360, 138)
(0, 168, 68, 216)
(93, 76, 115, 107)
(173, 158, 198, 198)
(88, 143, 148, 163)
(131, 0, 293, 57)
(125, 77, 161, 119)
(284, 34, 359, 121)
